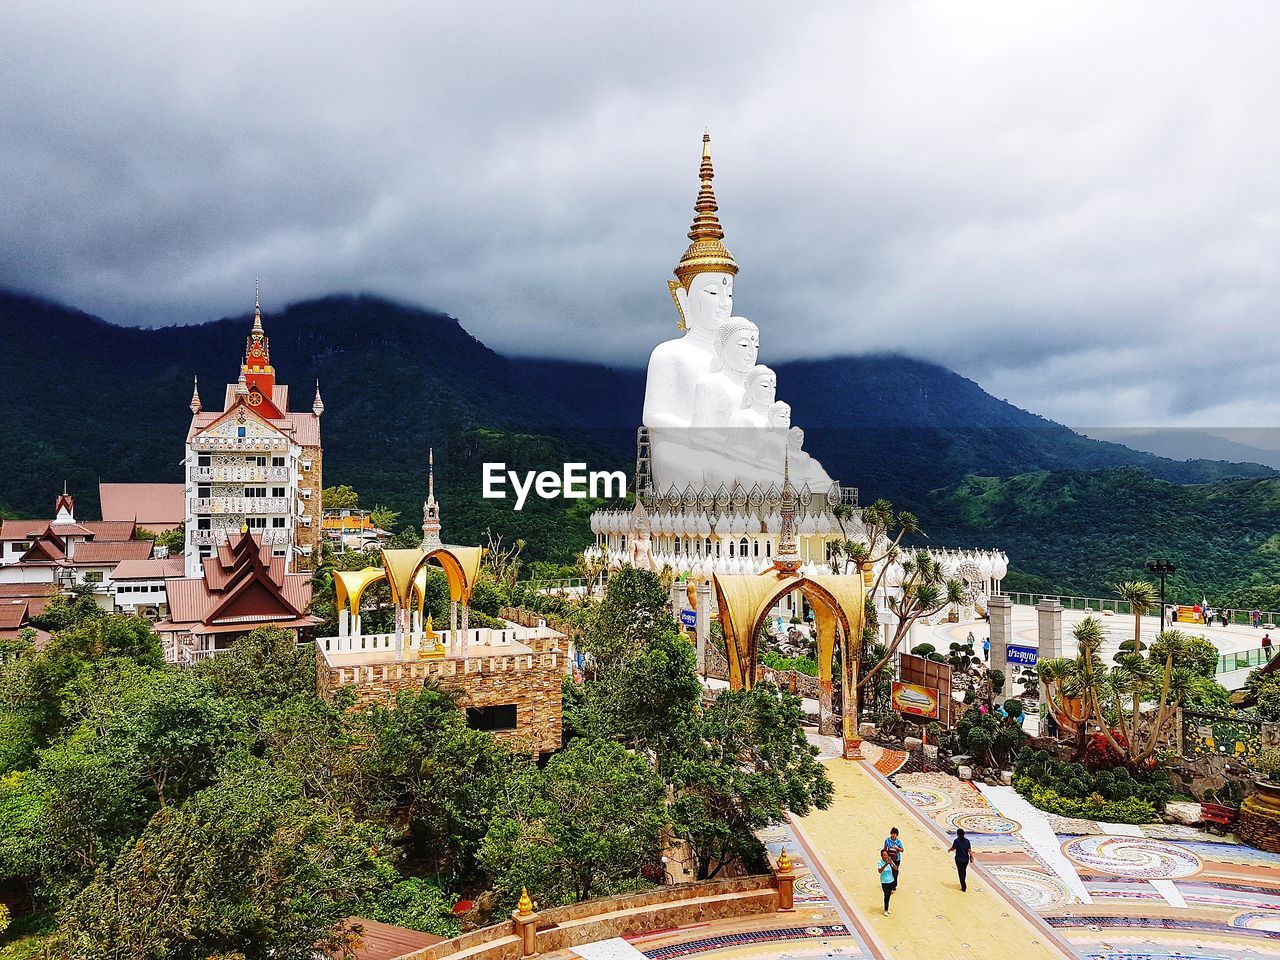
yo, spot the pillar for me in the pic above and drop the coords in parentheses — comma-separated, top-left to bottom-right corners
(461, 603, 470, 656)
(450, 599, 459, 652)
(773, 849, 796, 911)
(695, 581, 713, 676)
(1036, 598, 1063, 723)
(511, 888, 537, 957)
(1036, 598, 1063, 660)
(670, 580, 685, 619)
(988, 594, 1012, 705)
(339, 608, 350, 639)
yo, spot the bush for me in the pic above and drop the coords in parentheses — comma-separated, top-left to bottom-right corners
(1257, 746, 1280, 784)
(366, 877, 461, 938)
(1013, 748, 1172, 813)
(1012, 777, 1157, 824)
(1003, 698, 1024, 720)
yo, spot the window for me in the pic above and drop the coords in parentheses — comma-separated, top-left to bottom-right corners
(271, 456, 286, 467)
(197, 455, 211, 467)
(728, 540, 735, 557)
(271, 517, 286, 528)
(11, 542, 29, 553)
(674, 537, 682, 555)
(245, 486, 267, 498)
(237, 427, 247, 438)
(200, 546, 213, 558)
(197, 517, 211, 530)
(197, 486, 211, 498)
(254, 456, 267, 467)
(766, 541, 772, 558)
(740, 537, 749, 557)
(274, 548, 287, 557)
(466, 704, 517, 732)
(753, 539, 760, 557)
(300, 488, 311, 499)
(247, 517, 267, 530)
(271, 487, 285, 498)
(301, 459, 312, 471)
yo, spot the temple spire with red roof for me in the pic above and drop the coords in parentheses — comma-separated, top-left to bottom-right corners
(242, 278, 276, 400)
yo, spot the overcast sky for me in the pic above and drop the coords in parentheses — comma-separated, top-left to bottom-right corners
(3, 1, 1279, 431)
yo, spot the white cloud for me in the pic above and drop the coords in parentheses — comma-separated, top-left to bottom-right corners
(1, 0, 1278, 428)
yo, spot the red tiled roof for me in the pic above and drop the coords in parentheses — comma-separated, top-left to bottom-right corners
(163, 531, 313, 630)
(72, 540, 154, 564)
(190, 391, 320, 448)
(0, 602, 30, 629)
(79, 520, 138, 541)
(0, 519, 45, 539)
(0, 583, 54, 598)
(343, 918, 442, 960)
(99, 483, 185, 529)
(111, 557, 185, 580)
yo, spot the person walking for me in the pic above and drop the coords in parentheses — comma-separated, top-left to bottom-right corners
(1263, 633, 1273, 658)
(1254, 608, 1263, 629)
(883, 826, 904, 863)
(877, 847, 899, 915)
(948, 828, 975, 891)
(983, 636, 990, 662)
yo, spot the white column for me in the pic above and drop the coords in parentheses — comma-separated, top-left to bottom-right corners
(695, 581, 713, 675)
(988, 594, 1012, 705)
(339, 608, 350, 638)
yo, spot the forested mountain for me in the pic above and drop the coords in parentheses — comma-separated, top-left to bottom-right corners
(0, 288, 1274, 588)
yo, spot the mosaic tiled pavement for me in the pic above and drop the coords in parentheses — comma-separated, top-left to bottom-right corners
(894, 770, 1280, 960)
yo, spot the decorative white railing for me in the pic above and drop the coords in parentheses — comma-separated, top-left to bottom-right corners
(190, 466, 290, 483)
(189, 528, 291, 546)
(191, 436, 288, 452)
(191, 497, 291, 514)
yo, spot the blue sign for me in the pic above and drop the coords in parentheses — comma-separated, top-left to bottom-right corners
(1006, 644, 1038, 667)
(679, 609, 697, 628)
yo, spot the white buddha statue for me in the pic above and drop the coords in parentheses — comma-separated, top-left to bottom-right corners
(691, 317, 759, 431)
(787, 426, 833, 491)
(728, 365, 777, 430)
(643, 133, 738, 432)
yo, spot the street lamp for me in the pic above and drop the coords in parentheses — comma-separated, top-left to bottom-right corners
(1146, 558, 1177, 632)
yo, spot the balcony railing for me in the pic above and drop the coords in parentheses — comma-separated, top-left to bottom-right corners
(189, 528, 291, 546)
(190, 465, 290, 483)
(191, 496, 291, 514)
(191, 436, 289, 452)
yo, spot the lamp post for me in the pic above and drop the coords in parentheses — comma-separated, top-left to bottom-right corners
(1146, 558, 1177, 632)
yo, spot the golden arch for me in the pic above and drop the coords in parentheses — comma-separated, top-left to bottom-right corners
(332, 545, 485, 619)
(712, 571, 864, 692)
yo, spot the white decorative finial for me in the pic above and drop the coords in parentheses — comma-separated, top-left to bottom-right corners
(190, 374, 202, 414)
(253, 277, 263, 331)
(312, 379, 324, 416)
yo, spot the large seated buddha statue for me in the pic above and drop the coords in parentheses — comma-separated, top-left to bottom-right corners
(644, 133, 836, 496)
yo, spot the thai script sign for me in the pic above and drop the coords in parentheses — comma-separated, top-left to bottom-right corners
(679, 609, 697, 628)
(1006, 644, 1038, 666)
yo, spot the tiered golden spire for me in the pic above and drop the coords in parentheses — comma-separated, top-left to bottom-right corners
(673, 131, 738, 289)
(516, 887, 533, 916)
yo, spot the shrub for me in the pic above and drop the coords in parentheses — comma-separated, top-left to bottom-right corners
(1012, 777, 1156, 824)
(1257, 746, 1280, 784)
(1013, 748, 1172, 812)
(1003, 698, 1024, 720)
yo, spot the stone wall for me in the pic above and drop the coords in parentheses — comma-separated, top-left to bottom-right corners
(296, 442, 323, 571)
(316, 646, 565, 754)
(404, 876, 778, 960)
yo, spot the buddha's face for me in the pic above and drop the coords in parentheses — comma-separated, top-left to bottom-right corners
(768, 402, 791, 429)
(679, 272, 733, 336)
(750, 372, 776, 408)
(788, 426, 805, 450)
(721, 320, 759, 375)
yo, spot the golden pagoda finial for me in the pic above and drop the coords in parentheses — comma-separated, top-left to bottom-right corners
(516, 887, 533, 917)
(673, 131, 737, 290)
(777, 848, 792, 872)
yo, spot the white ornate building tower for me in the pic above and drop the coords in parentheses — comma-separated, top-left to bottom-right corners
(421, 448, 443, 551)
(182, 286, 324, 577)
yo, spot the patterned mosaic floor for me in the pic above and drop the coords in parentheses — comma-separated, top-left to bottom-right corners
(893, 770, 1280, 960)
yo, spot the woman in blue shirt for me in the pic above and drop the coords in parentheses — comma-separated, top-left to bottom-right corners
(877, 847, 899, 915)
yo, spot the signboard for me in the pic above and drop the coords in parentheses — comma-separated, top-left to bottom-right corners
(891, 681, 941, 720)
(1006, 644, 1038, 667)
(898, 652, 954, 726)
(679, 609, 697, 628)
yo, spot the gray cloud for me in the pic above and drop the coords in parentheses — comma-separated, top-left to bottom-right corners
(2, 1, 1279, 430)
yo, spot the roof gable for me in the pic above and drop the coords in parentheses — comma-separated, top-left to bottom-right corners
(194, 399, 289, 443)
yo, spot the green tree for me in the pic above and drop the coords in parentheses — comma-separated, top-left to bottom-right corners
(580, 567, 672, 675)
(322, 484, 360, 509)
(364, 877, 460, 938)
(669, 684, 832, 879)
(479, 738, 666, 906)
(137, 525, 185, 554)
(360, 685, 512, 882)
(859, 551, 964, 692)
(369, 505, 400, 531)
(194, 626, 315, 717)
(1115, 580, 1157, 653)
(56, 762, 396, 960)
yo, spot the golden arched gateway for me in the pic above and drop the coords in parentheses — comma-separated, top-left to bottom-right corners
(712, 568, 865, 756)
(333, 545, 485, 638)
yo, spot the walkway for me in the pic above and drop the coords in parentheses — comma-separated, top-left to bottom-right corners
(791, 757, 1074, 960)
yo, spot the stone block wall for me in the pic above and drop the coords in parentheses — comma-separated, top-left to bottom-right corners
(315, 646, 565, 754)
(296, 443, 323, 571)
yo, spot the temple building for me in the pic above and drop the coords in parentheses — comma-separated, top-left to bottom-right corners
(314, 463, 567, 756)
(0, 488, 156, 612)
(183, 286, 324, 577)
(156, 528, 317, 663)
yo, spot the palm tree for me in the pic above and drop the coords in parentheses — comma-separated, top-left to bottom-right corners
(1115, 580, 1158, 655)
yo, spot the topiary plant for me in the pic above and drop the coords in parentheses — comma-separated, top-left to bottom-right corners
(1256, 746, 1280, 784)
